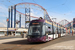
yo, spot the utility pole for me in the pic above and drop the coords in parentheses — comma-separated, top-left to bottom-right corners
(6, 18, 9, 36)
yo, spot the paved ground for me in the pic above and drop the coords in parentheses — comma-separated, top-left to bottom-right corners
(0, 38, 27, 44)
(0, 35, 22, 40)
(0, 34, 75, 50)
(41, 34, 75, 50)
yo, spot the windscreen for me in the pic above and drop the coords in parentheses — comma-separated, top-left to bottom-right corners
(28, 25, 41, 35)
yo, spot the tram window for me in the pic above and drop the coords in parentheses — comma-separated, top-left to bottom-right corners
(55, 27, 57, 34)
(28, 25, 41, 35)
(63, 29, 64, 33)
(62, 29, 64, 33)
(45, 26, 49, 34)
(58, 28, 60, 34)
(53, 26, 56, 34)
(45, 25, 52, 35)
(64, 30, 66, 33)
(59, 29, 61, 34)
(32, 27, 41, 33)
(48, 27, 50, 34)
(48, 27, 50, 29)
(42, 25, 45, 35)
(46, 26, 48, 32)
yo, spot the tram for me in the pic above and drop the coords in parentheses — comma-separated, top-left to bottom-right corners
(27, 18, 66, 42)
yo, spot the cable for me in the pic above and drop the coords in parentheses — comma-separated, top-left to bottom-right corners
(0, 0, 4, 2)
(0, 3, 9, 7)
(48, 0, 67, 9)
(32, 0, 37, 4)
(62, 0, 67, 5)
(7, 0, 15, 5)
(0, 12, 7, 15)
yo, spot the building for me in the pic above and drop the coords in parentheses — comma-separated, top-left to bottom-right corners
(0, 27, 28, 36)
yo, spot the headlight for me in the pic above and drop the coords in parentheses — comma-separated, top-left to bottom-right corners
(37, 36, 40, 38)
(28, 36, 30, 38)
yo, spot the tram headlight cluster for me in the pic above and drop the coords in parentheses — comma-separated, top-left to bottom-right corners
(28, 36, 30, 38)
(37, 36, 40, 38)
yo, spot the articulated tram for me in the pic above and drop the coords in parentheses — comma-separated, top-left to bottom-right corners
(27, 19, 66, 42)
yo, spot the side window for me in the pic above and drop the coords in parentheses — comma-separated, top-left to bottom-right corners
(55, 27, 57, 34)
(45, 26, 48, 32)
(58, 28, 59, 33)
(48, 27, 51, 35)
(45, 26, 50, 34)
(61, 29, 63, 33)
(59, 28, 61, 34)
(61, 29, 62, 33)
(64, 30, 66, 33)
(63, 29, 64, 33)
(54, 26, 55, 34)
(28, 27, 32, 35)
(42, 25, 45, 35)
(60, 28, 61, 33)
(45, 25, 52, 35)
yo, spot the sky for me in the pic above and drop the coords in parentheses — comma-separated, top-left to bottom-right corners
(0, 0, 75, 27)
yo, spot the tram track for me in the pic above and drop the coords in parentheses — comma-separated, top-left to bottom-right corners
(0, 34, 75, 50)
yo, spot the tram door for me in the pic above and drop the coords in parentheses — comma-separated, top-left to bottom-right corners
(45, 26, 48, 39)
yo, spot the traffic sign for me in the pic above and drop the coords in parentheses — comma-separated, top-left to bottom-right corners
(15, 29, 16, 31)
(6, 19, 9, 21)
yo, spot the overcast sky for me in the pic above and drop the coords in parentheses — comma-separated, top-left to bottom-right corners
(0, 0, 75, 27)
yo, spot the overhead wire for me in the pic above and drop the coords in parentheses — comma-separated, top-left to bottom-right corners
(7, 0, 15, 5)
(0, 2, 8, 17)
(0, 3, 9, 7)
(0, 12, 8, 17)
(48, 0, 67, 9)
(32, 0, 37, 4)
